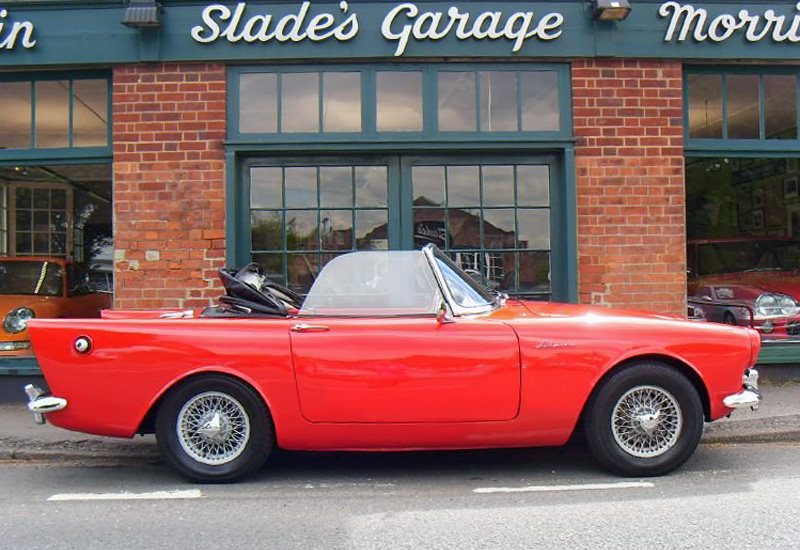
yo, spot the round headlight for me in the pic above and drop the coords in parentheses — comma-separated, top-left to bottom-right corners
(3, 307, 35, 334)
(779, 295, 799, 317)
(755, 294, 779, 317)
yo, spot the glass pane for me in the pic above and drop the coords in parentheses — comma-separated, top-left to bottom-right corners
(16, 210, 31, 231)
(518, 251, 551, 294)
(51, 211, 67, 232)
(33, 188, 49, 209)
(449, 208, 480, 248)
(377, 72, 422, 132)
(482, 166, 515, 207)
(240, 73, 277, 133)
(51, 233, 66, 256)
(16, 187, 32, 209)
(483, 251, 515, 292)
(521, 71, 559, 131)
(320, 166, 352, 208)
(321, 209, 353, 250)
(51, 189, 67, 209)
(287, 253, 319, 293)
(73, 79, 108, 147)
(483, 209, 516, 249)
(33, 232, 50, 254)
(765, 75, 797, 140)
(286, 210, 318, 251)
(322, 72, 361, 132)
(251, 253, 284, 283)
(479, 72, 517, 132)
(16, 232, 31, 254)
(251, 211, 283, 251)
(412, 166, 445, 206)
(438, 72, 477, 132)
(414, 208, 446, 249)
(355, 166, 388, 207)
(355, 210, 388, 250)
(251, 167, 282, 209)
(35, 81, 70, 148)
(728, 75, 760, 140)
(282, 73, 319, 133)
(447, 166, 480, 207)
(688, 74, 723, 139)
(33, 210, 49, 232)
(517, 165, 550, 206)
(0, 82, 31, 148)
(285, 167, 317, 208)
(517, 209, 550, 249)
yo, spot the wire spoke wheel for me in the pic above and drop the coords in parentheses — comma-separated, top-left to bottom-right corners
(176, 391, 251, 466)
(611, 385, 683, 458)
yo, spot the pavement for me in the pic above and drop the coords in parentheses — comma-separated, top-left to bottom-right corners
(0, 382, 797, 464)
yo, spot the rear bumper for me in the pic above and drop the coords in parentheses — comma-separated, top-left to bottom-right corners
(24, 384, 67, 425)
(722, 368, 762, 411)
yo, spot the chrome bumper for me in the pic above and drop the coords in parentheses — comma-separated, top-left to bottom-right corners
(24, 384, 67, 425)
(723, 368, 762, 411)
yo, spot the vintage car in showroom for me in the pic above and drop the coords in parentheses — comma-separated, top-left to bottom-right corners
(1, 256, 111, 358)
(24, 245, 761, 482)
(688, 238, 800, 339)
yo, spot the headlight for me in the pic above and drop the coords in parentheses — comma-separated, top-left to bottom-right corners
(3, 307, 35, 334)
(755, 293, 799, 317)
(779, 294, 800, 317)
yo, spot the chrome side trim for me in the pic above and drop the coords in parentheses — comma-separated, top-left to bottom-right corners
(23, 384, 67, 425)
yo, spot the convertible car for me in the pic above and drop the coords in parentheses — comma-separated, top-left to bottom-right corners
(24, 245, 761, 482)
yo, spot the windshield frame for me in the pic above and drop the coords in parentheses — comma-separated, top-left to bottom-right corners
(0, 259, 66, 297)
(423, 245, 497, 317)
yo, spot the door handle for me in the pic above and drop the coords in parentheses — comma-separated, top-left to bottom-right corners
(291, 323, 330, 333)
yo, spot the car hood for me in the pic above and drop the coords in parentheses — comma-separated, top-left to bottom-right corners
(491, 300, 685, 323)
(0, 294, 61, 314)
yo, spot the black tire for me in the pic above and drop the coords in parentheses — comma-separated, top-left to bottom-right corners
(723, 312, 737, 325)
(584, 362, 703, 477)
(156, 375, 274, 483)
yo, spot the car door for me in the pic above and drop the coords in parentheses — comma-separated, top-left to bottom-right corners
(290, 316, 521, 423)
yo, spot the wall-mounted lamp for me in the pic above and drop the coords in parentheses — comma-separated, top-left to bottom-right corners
(592, 0, 632, 21)
(121, 0, 163, 28)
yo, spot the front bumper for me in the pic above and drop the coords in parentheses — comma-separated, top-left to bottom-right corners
(24, 384, 67, 425)
(723, 368, 762, 411)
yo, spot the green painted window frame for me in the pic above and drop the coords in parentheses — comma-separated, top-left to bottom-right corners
(0, 70, 112, 164)
(685, 66, 800, 155)
(228, 63, 572, 144)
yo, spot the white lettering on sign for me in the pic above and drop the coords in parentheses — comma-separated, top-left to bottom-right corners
(191, 1, 358, 44)
(659, 1, 800, 43)
(381, 3, 563, 56)
(0, 9, 36, 50)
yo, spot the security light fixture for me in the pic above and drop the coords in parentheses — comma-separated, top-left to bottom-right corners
(592, 0, 632, 21)
(121, 0, 163, 28)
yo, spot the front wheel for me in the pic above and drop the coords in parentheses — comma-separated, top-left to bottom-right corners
(584, 362, 704, 477)
(156, 375, 274, 483)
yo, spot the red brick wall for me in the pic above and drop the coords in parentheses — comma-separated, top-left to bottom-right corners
(112, 63, 226, 310)
(572, 59, 686, 316)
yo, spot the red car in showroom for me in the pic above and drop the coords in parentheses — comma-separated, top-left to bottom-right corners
(688, 238, 800, 339)
(25, 245, 761, 482)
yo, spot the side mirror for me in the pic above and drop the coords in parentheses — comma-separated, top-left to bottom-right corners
(436, 302, 455, 324)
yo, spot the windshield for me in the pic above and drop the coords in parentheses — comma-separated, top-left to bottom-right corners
(300, 251, 442, 316)
(432, 248, 495, 309)
(0, 260, 64, 297)
(691, 240, 800, 277)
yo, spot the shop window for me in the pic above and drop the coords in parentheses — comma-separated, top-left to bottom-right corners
(377, 71, 423, 132)
(0, 75, 109, 150)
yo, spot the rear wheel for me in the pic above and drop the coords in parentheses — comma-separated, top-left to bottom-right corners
(156, 375, 273, 483)
(584, 362, 703, 477)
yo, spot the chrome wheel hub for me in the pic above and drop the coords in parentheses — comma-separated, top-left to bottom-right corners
(611, 385, 683, 458)
(177, 391, 251, 465)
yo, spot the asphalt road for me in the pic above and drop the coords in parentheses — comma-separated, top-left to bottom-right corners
(1, 442, 799, 550)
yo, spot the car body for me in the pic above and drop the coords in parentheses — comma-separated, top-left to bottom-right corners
(1, 257, 112, 357)
(687, 238, 800, 339)
(25, 246, 761, 482)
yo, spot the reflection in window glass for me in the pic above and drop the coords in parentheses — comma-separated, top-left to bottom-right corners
(0, 82, 31, 149)
(438, 72, 477, 132)
(356, 210, 388, 250)
(688, 74, 723, 139)
(320, 166, 353, 208)
(240, 73, 277, 133)
(355, 166, 387, 208)
(251, 211, 283, 250)
(482, 166, 515, 207)
(287, 253, 319, 293)
(414, 208, 446, 248)
(517, 165, 550, 206)
(377, 72, 422, 132)
(517, 209, 550, 249)
(521, 71, 559, 131)
(412, 166, 445, 206)
(728, 75, 760, 140)
(321, 209, 353, 250)
(322, 72, 361, 132)
(285, 167, 317, 208)
(765, 75, 797, 140)
(251, 253, 284, 281)
(479, 72, 517, 132)
(282, 73, 319, 133)
(250, 167, 283, 209)
(518, 251, 551, 294)
(35, 81, 70, 148)
(448, 208, 480, 248)
(447, 166, 480, 207)
(286, 210, 318, 250)
(483, 209, 516, 249)
(73, 80, 108, 147)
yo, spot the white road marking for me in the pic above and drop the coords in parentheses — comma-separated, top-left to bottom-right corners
(47, 489, 203, 502)
(473, 481, 655, 494)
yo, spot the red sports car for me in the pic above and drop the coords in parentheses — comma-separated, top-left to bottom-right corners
(25, 245, 761, 482)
